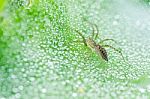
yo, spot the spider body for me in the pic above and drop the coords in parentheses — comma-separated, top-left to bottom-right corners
(86, 38, 108, 61)
(95, 45, 108, 61)
(75, 22, 125, 62)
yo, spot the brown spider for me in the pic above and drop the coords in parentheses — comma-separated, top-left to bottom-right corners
(75, 22, 125, 62)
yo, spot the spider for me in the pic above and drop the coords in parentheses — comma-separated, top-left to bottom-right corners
(74, 22, 125, 62)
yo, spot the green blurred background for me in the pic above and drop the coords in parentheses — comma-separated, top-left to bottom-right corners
(1, 0, 150, 99)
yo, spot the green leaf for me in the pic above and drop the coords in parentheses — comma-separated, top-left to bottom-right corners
(0, 0, 150, 98)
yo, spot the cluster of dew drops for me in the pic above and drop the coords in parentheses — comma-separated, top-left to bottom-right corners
(1, 0, 150, 99)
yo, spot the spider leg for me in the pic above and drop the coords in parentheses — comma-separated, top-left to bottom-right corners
(83, 20, 99, 40)
(99, 39, 118, 44)
(27, 0, 32, 6)
(91, 24, 95, 39)
(102, 45, 126, 62)
(85, 21, 95, 39)
(89, 23, 99, 40)
(74, 30, 87, 46)
(93, 24, 99, 40)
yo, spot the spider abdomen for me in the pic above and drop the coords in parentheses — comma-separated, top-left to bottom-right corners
(95, 45, 108, 61)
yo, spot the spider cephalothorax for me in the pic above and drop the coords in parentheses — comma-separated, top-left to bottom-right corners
(75, 22, 125, 62)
